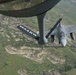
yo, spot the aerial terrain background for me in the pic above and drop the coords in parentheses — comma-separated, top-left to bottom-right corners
(0, 0, 76, 75)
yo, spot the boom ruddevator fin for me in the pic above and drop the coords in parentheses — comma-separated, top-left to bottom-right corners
(17, 25, 39, 40)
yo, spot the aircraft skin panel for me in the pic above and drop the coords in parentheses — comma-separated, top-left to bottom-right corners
(66, 26, 76, 34)
(51, 28, 58, 36)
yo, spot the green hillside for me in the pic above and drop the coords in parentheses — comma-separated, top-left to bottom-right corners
(0, 0, 76, 75)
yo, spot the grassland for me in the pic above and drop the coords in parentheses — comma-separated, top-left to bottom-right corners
(0, 0, 76, 75)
